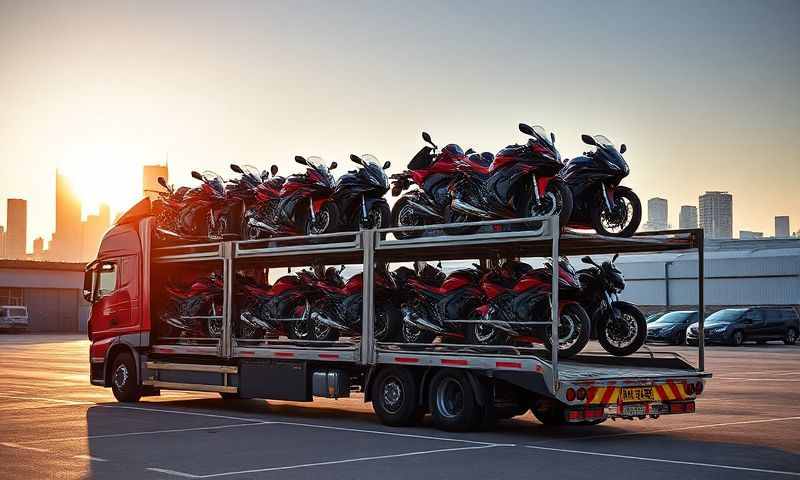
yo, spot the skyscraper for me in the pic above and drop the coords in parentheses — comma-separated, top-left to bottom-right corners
(679, 205, 698, 230)
(699, 191, 733, 239)
(644, 197, 668, 231)
(32, 236, 45, 259)
(143, 164, 169, 201)
(6, 198, 27, 259)
(49, 171, 83, 261)
(775, 216, 790, 238)
(81, 203, 111, 260)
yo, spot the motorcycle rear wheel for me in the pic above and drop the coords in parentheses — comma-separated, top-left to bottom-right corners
(465, 310, 509, 346)
(391, 197, 425, 240)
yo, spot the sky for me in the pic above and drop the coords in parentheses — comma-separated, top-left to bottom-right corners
(1, 0, 799, 250)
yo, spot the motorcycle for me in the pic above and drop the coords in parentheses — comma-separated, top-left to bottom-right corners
(237, 265, 344, 341)
(235, 164, 285, 240)
(560, 134, 641, 237)
(575, 254, 646, 356)
(465, 258, 590, 358)
(446, 123, 573, 234)
(400, 262, 484, 344)
(160, 272, 224, 339)
(329, 154, 392, 233)
(390, 132, 489, 239)
(308, 264, 402, 342)
(153, 171, 234, 241)
(269, 156, 338, 237)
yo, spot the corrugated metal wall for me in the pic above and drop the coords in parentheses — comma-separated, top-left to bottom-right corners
(23, 288, 83, 332)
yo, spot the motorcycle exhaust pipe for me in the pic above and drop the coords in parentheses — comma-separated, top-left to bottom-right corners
(451, 199, 495, 219)
(310, 311, 350, 331)
(247, 218, 278, 233)
(240, 311, 276, 332)
(406, 201, 444, 220)
(401, 306, 447, 334)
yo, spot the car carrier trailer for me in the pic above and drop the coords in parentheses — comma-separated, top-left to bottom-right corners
(86, 209, 710, 431)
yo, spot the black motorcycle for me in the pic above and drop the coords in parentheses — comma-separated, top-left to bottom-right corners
(575, 254, 647, 356)
(446, 123, 573, 233)
(330, 154, 392, 233)
(560, 135, 641, 237)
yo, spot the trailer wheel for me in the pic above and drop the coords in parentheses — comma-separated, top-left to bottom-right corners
(371, 367, 422, 427)
(111, 352, 141, 403)
(429, 369, 482, 431)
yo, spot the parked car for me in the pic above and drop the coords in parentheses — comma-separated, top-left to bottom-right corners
(687, 307, 799, 346)
(646, 311, 667, 324)
(647, 310, 698, 345)
(0, 306, 29, 332)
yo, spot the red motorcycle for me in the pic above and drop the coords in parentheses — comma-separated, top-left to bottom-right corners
(308, 264, 402, 342)
(271, 156, 338, 237)
(234, 165, 286, 240)
(237, 266, 343, 340)
(153, 171, 233, 242)
(466, 258, 590, 358)
(160, 272, 224, 339)
(390, 132, 491, 239)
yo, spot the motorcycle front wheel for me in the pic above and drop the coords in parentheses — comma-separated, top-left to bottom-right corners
(525, 178, 573, 232)
(597, 304, 647, 356)
(591, 186, 641, 237)
(304, 202, 340, 236)
(541, 303, 590, 359)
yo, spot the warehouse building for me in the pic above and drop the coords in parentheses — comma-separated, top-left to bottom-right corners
(0, 260, 89, 332)
(615, 237, 800, 313)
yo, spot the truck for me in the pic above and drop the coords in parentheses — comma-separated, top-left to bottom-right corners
(85, 199, 710, 431)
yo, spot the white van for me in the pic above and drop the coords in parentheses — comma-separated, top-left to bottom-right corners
(0, 306, 29, 332)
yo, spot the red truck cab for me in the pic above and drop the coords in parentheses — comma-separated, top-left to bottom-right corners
(85, 200, 153, 389)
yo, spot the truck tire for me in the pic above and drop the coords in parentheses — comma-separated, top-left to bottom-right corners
(531, 399, 566, 426)
(428, 369, 482, 432)
(111, 352, 142, 403)
(371, 367, 422, 427)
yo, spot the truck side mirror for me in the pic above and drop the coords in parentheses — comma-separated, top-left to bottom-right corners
(82, 270, 95, 303)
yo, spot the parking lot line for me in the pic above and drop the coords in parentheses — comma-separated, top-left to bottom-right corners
(147, 444, 503, 478)
(521, 445, 800, 477)
(100, 404, 267, 423)
(17, 422, 273, 445)
(73, 454, 108, 462)
(0, 442, 50, 453)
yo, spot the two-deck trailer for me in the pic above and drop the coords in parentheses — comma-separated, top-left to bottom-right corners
(86, 210, 709, 431)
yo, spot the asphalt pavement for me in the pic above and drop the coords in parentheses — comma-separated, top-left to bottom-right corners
(0, 334, 798, 479)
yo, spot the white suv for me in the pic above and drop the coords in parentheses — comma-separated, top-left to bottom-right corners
(0, 306, 29, 332)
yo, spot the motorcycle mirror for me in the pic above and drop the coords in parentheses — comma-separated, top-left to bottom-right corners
(581, 134, 597, 146)
(270, 165, 279, 176)
(465, 148, 475, 155)
(157, 177, 168, 188)
(383, 161, 391, 170)
(518, 123, 535, 137)
(339, 264, 346, 273)
(436, 260, 442, 269)
(612, 253, 619, 262)
(349, 154, 363, 165)
(422, 131, 437, 149)
(191, 170, 204, 181)
(581, 255, 594, 265)
(619, 143, 627, 154)
(230, 164, 243, 174)
(550, 132, 556, 144)
(287, 266, 292, 273)
(295, 156, 308, 166)
(330, 161, 338, 170)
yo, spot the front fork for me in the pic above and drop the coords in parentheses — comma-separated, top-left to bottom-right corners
(361, 194, 368, 222)
(309, 198, 316, 222)
(601, 183, 614, 211)
(531, 173, 541, 206)
(605, 291, 620, 320)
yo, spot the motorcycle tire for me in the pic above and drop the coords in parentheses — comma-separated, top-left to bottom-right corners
(465, 310, 509, 346)
(375, 305, 402, 342)
(304, 202, 340, 236)
(391, 197, 426, 240)
(591, 186, 642, 238)
(525, 178, 573, 231)
(363, 202, 391, 240)
(442, 205, 480, 236)
(541, 302, 590, 359)
(287, 303, 313, 341)
(597, 304, 647, 357)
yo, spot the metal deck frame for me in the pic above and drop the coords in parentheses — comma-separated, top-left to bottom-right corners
(150, 215, 706, 395)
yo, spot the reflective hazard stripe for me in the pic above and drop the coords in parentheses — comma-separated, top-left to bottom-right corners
(585, 382, 690, 405)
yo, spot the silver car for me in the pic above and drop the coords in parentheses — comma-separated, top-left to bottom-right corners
(0, 306, 29, 332)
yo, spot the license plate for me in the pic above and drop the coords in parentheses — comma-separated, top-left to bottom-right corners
(622, 403, 646, 416)
(621, 386, 655, 403)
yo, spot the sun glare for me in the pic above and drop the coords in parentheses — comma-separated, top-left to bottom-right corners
(59, 144, 143, 219)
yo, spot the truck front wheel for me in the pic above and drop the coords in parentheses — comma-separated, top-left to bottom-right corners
(111, 352, 142, 403)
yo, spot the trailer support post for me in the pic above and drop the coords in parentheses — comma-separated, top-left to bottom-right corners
(360, 229, 376, 365)
(697, 229, 705, 372)
(550, 215, 560, 391)
(221, 241, 234, 359)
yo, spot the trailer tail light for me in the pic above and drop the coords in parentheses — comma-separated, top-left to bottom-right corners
(584, 407, 604, 420)
(576, 388, 586, 401)
(694, 382, 704, 395)
(567, 409, 583, 422)
(685, 383, 695, 395)
(566, 388, 576, 401)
